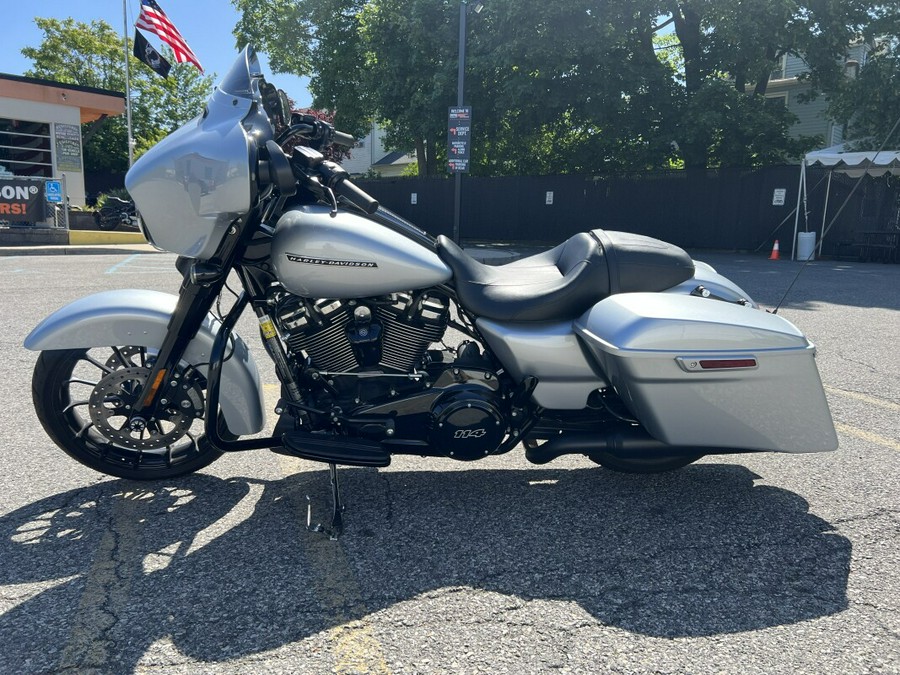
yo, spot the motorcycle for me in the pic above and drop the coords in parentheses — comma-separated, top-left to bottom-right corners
(94, 196, 141, 231)
(25, 48, 837, 538)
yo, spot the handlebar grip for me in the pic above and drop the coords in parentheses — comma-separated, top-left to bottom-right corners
(332, 130, 356, 148)
(336, 179, 379, 214)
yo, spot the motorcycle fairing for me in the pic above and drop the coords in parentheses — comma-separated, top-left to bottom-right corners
(125, 48, 266, 261)
(24, 290, 264, 436)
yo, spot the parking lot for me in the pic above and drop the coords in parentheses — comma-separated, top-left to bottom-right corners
(0, 249, 898, 674)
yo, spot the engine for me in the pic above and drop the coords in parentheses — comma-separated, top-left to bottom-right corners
(270, 289, 510, 460)
(273, 291, 450, 374)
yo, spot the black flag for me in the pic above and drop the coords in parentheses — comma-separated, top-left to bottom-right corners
(133, 29, 171, 79)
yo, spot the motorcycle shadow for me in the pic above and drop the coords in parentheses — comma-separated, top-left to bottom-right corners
(0, 463, 849, 670)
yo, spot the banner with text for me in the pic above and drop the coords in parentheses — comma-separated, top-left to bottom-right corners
(0, 178, 46, 222)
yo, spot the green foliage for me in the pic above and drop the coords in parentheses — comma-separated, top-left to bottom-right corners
(233, 0, 900, 173)
(22, 17, 215, 172)
(830, 41, 900, 148)
(232, 0, 314, 74)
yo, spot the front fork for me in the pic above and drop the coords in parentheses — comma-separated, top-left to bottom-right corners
(128, 270, 227, 423)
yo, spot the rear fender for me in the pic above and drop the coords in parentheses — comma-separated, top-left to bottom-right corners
(24, 289, 264, 436)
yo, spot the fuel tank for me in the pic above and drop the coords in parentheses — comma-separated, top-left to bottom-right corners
(271, 205, 452, 298)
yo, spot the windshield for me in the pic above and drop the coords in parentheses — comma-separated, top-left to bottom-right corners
(217, 45, 263, 99)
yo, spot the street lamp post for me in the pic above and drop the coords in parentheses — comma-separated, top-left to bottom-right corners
(452, 1, 483, 242)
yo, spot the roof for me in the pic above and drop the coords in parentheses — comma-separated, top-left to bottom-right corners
(805, 143, 900, 177)
(373, 150, 416, 167)
(0, 73, 126, 123)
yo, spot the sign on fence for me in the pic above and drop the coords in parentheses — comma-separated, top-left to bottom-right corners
(0, 178, 46, 222)
(45, 180, 63, 203)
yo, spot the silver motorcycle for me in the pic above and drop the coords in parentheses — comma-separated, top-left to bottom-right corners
(25, 48, 837, 537)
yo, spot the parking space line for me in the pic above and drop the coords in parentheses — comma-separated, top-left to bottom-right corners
(826, 385, 900, 412)
(105, 253, 141, 274)
(835, 422, 900, 451)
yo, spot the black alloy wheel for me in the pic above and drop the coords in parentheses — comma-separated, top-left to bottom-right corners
(32, 346, 227, 480)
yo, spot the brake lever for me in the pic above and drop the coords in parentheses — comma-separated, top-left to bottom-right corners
(325, 187, 339, 218)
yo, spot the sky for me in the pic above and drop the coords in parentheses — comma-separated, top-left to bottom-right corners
(0, 0, 313, 107)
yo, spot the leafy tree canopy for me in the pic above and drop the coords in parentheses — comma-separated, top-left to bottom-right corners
(234, 0, 900, 174)
(830, 38, 900, 149)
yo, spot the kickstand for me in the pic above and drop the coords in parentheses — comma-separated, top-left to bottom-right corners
(306, 462, 345, 540)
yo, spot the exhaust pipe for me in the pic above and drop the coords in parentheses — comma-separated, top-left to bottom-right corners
(524, 426, 724, 465)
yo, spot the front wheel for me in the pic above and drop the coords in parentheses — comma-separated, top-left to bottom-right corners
(32, 347, 226, 480)
(588, 451, 704, 474)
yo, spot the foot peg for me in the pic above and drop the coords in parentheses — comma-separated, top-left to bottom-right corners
(280, 431, 390, 467)
(306, 463, 345, 540)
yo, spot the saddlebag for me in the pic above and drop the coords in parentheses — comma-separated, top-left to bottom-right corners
(574, 293, 838, 453)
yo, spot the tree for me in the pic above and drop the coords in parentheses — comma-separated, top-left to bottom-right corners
(830, 33, 900, 148)
(21, 17, 215, 173)
(234, 0, 899, 174)
(232, 0, 373, 135)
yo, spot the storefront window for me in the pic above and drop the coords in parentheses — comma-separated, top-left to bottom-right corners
(0, 118, 53, 177)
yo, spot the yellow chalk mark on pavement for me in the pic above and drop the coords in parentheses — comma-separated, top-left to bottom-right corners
(267, 384, 391, 675)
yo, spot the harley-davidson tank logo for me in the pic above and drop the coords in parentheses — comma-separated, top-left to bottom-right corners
(285, 253, 378, 268)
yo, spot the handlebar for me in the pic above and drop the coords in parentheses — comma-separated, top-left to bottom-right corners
(332, 130, 356, 148)
(334, 177, 379, 214)
(290, 146, 379, 215)
(277, 114, 357, 151)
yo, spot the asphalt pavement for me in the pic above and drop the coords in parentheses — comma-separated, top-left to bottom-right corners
(1, 248, 898, 674)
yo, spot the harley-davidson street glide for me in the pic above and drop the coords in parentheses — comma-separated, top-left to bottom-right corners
(25, 48, 837, 537)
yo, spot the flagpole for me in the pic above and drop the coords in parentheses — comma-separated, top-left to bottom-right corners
(123, 0, 134, 167)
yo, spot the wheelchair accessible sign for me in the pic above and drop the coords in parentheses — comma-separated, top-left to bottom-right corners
(45, 180, 63, 203)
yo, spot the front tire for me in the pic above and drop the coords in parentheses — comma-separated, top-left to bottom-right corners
(32, 347, 225, 480)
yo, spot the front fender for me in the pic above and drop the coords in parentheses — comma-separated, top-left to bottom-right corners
(24, 289, 264, 436)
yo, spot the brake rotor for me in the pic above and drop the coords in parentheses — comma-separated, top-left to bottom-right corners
(88, 366, 205, 450)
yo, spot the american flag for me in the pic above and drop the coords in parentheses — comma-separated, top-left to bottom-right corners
(135, 0, 203, 72)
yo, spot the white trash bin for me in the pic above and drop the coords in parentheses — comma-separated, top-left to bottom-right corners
(797, 231, 817, 261)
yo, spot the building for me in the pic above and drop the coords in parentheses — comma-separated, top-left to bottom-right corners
(765, 44, 870, 147)
(340, 122, 416, 177)
(0, 73, 125, 209)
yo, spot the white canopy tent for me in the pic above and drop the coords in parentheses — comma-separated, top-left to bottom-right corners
(793, 144, 900, 259)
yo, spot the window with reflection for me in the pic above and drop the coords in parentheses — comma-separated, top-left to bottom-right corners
(0, 118, 53, 177)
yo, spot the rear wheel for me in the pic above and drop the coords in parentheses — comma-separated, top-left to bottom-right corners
(32, 346, 226, 480)
(588, 451, 704, 473)
(95, 207, 122, 230)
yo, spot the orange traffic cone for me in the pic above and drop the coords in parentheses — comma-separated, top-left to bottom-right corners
(769, 240, 780, 260)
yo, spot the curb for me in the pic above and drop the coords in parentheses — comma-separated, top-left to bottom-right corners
(0, 244, 161, 256)
(68, 230, 148, 246)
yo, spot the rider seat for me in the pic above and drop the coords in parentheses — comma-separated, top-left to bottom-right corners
(435, 230, 694, 321)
